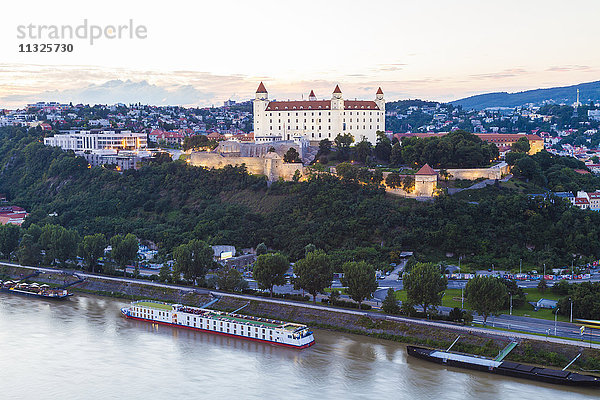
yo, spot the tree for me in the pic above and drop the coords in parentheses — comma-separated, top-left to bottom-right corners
(158, 264, 172, 283)
(253, 252, 289, 297)
(501, 279, 526, 308)
(374, 132, 392, 163)
(255, 242, 267, 255)
(385, 172, 402, 188)
(390, 142, 403, 165)
(283, 147, 301, 163)
(465, 276, 507, 325)
(79, 233, 106, 273)
(335, 133, 354, 160)
(172, 239, 213, 284)
(17, 233, 41, 266)
(319, 139, 332, 155)
(382, 288, 399, 314)
(537, 277, 548, 292)
(0, 224, 20, 260)
(304, 243, 316, 256)
(354, 139, 372, 163)
(551, 279, 571, 296)
(511, 137, 531, 154)
(216, 266, 248, 292)
(110, 233, 139, 275)
(403, 262, 447, 315)
(341, 261, 378, 309)
(293, 249, 333, 303)
(402, 175, 415, 192)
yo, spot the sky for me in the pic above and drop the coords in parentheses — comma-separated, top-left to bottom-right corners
(0, 0, 599, 108)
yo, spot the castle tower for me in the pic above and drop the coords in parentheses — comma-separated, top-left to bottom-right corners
(309, 90, 317, 101)
(375, 87, 385, 117)
(331, 85, 343, 110)
(414, 164, 438, 197)
(254, 82, 269, 141)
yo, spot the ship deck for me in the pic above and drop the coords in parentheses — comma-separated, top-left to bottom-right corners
(136, 301, 172, 310)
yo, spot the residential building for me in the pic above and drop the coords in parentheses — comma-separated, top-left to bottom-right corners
(44, 129, 147, 151)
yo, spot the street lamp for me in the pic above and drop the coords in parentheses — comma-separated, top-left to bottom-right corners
(554, 307, 560, 336)
(543, 263, 546, 277)
(570, 298, 573, 323)
(510, 294, 513, 316)
(519, 259, 522, 275)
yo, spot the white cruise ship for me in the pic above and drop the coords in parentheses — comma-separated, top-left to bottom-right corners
(121, 300, 315, 349)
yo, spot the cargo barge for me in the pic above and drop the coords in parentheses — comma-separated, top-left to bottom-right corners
(407, 345, 600, 387)
(121, 300, 315, 349)
(0, 280, 71, 299)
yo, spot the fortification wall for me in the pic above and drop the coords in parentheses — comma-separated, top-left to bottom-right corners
(190, 153, 266, 175)
(190, 152, 305, 181)
(446, 162, 509, 180)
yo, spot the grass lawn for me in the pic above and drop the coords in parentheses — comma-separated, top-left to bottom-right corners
(393, 287, 570, 322)
(324, 287, 349, 295)
(395, 288, 465, 309)
(136, 301, 173, 310)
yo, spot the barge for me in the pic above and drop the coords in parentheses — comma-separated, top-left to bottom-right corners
(407, 345, 600, 387)
(121, 300, 315, 349)
(0, 280, 71, 300)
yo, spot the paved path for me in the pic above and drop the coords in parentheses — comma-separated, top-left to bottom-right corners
(2, 261, 598, 349)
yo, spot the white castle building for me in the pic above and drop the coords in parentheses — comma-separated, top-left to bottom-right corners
(253, 83, 385, 144)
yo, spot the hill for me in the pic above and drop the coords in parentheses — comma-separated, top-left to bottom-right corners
(451, 80, 600, 110)
(1, 126, 600, 269)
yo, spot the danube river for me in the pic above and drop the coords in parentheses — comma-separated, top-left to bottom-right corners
(0, 293, 596, 399)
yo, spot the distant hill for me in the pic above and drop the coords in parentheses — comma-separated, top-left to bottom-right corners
(451, 80, 600, 110)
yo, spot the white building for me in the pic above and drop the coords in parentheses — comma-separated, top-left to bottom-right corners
(253, 83, 385, 144)
(44, 129, 147, 151)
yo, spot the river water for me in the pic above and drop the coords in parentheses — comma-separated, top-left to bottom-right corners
(0, 293, 596, 399)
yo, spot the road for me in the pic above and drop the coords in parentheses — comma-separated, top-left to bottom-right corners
(3, 261, 600, 346)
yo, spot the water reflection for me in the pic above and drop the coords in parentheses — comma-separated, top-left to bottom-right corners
(0, 293, 597, 400)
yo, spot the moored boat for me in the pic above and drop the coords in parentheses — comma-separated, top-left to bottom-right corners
(407, 345, 600, 387)
(121, 300, 315, 349)
(0, 280, 71, 300)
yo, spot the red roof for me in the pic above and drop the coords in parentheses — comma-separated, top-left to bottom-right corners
(574, 169, 591, 175)
(333, 85, 342, 94)
(265, 99, 380, 111)
(309, 90, 315, 97)
(376, 87, 383, 95)
(344, 100, 379, 110)
(266, 100, 331, 111)
(416, 164, 437, 175)
(256, 82, 267, 93)
(0, 206, 25, 214)
(575, 198, 590, 205)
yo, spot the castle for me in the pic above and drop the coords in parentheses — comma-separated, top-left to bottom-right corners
(253, 83, 385, 145)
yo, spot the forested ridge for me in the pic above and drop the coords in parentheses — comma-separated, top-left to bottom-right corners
(1, 126, 600, 269)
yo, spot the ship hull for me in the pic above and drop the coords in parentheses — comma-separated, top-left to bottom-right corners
(121, 308, 315, 349)
(407, 346, 600, 387)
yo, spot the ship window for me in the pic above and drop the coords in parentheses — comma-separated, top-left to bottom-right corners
(288, 335, 292, 338)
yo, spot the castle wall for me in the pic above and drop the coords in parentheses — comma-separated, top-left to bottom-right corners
(189, 153, 266, 175)
(446, 162, 509, 180)
(189, 152, 305, 181)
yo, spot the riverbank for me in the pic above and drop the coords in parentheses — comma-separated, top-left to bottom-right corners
(2, 264, 599, 372)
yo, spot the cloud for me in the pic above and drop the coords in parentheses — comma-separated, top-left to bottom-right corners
(546, 65, 591, 72)
(1, 79, 214, 106)
(375, 63, 407, 72)
(469, 68, 528, 80)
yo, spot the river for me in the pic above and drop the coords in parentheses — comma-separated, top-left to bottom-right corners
(0, 293, 596, 399)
